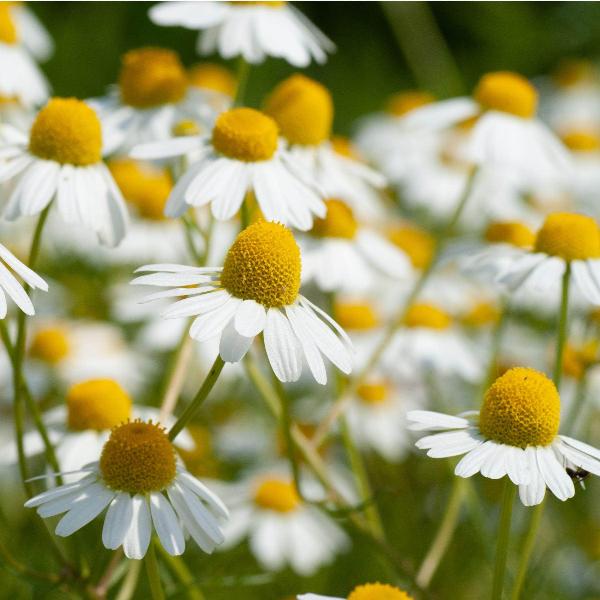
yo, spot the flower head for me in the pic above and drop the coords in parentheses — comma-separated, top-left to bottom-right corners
(474, 71, 538, 118)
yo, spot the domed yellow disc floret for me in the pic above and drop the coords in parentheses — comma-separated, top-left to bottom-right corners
(534, 212, 600, 261)
(311, 199, 358, 239)
(100, 420, 177, 494)
(254, 478, 300, 513)
(29, 327, 70, 364)
(119, 47, 187, 109)
(386, 90, 435, 117)
(484, 221, 535, 248)
(109, 158, 172, 221)
(67, 379, 132, 432)
(188, 63, 237, 97)
(212, 108, 278, 162)
(221, 220, 301, 308)
(388, 224, 436, 269)
(0, 4, 17, 44)
(404, 303, 451, 330)
(357, 382, 390, 405)
(561, 129, 600, 153)
(263, 74, 333, 146)
(334, 301, 380, 331)
(347, 583, 414, 600)
(563, 341, 598, 380)
(552, 59, 596, 88)
(474, 71, 538, 119)
(462, 301, 500, 327)
(479, 367, 560, 448)
(29, 98, 102, 166)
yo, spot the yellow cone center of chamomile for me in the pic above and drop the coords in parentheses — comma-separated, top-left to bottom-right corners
(479, 367, 560, 448)
(67, 379, 132, 432)
(474, 71, 538, 119)
(357, 382, 390, 405)
(119, 47, 187, 109)
(264, 73, 333, 146)
(212, 108, 278, 162)
(109, 158, 172, 221)
(484, 221, 535, 249)
(552, 59, 596, 88)
(254, 478, 300, 513)
(29, 327, 70, 364)
(173, 119, 202, 137)
(29, 98, 102, 166)
(563, 341, 598, 380)
(188, 63, 237, 97)
(221, 220, 301, 308)
(311, 199, 358, 239)
(561, 129, 600, 153)
(334, 301, 380, 331)
(461, 301, 500, 327)
(100, 420, 177, 494)
(386, 90, 435, 117)
(404, 303, 452, 330)
(347, 583, 413, 600)
(534, 212, 600, 261)
(0, 4, 17, 44)
(387, 224, 436, 269)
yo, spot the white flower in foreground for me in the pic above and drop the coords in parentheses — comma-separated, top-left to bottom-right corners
(133, 221, 353, 385)
(25, 420, 228, 559)
(301, 199, 411, 293)
(409, 367, 600, 506)
(0, 243, 47, 316)
(403, 71, 571, 182)
(298, 582, 414, 600)
(0, 98, 128, 247)
(149, 1, 334, 67)
(132, 106, 325, 231)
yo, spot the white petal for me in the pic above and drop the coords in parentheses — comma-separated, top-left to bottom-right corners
(102, 492, 134, 550)
(219, 318, 254, 362)
(454, 441, 497, 478)
(122, 495, 152, 559)
(536, 446, 574, 501)
(263, 308, 302, 382)
(407, 410, 470, 431)
(416, 430, 482, 458)
(518, 446, 546, 507)
(55, 483, 115, 537)
(234, 299, 266, 337)
(150, 492, 185, 556)
(177, 471, 229, 520)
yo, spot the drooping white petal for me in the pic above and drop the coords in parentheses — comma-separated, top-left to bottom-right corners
(122, 495, 152, 559)
(55, 483, 115, 537)
(219, 318, 254, 362)
(234, 299, 266, 337)
(536, 446, 574, 502)
(102, 492, 134, 550)
(518, 446, 546, 507)
(416, 429, 482, 458)
(263, 308, 303, 382)
(150, 492, 185, 556)
(454, 441, 497, 478)
(407, 410, 471, 431)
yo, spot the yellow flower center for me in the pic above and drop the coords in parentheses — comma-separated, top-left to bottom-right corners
(387, 224, 435, 269)
(29, 98, 102, 166)
(347, 583, 413, 600)
(173, 119, 202, 137)
(534, 212, 600, 261)
(484, 221, 535, 248)
(357, 382, 390, 405)
(563, 341, 598, 380)
(474, 71, 538, 119)
(188, 63, 237, 97)
(479, 367, 560, 448)
(552, 59, 596, 88)
(263, 74, 333, 146)
(385, 90, 435, 117)
(100, 420, 177, 494)
(561, 129, 600, 153)
(67, 379, 132, 432)
(212, 108, 278, 162)
(334, 301, 380, 331)
(109, 158, 172, 221)
(331, 135, 359, 159)
(311, 199, 358, 239)
(119, 47, 188, 109)
(253, 478, 300, 513)
(221, 220, 301, 308)
(29, 327, 70, 364)
(461, 301, 500, 327)
(404, 303, 452, 330)
(0, 4, 17, 44)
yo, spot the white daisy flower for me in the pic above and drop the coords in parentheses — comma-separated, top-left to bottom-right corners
(403, 71, 572, 183)
(0, 242, 47, 316)
(219, 472, 348, 575)
(91, 47, 223, 154)
(298, 582, 414, 600)
(0, 98, 129, 247)
(9, 3, 54, 62)
(132, 106, 325, 231)
(408, 367, 600, 506)
(25, 420, 228, 559)
(300, 199, 411, 293)
(133, 220, 353, 385)
(149, 1, 335, 67)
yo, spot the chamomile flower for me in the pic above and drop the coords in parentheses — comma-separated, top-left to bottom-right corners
(409, 367, 600, 506)
(131, 107, 326, 230)
(0, 98, 129, 247)
(25, 420, 228, 559)
(133, 220, 353, 385)
(300, 199, 411, 293)
(403, 71, 571, 182)
(298, 583, 414, 600)
(149, 1, 335, 67)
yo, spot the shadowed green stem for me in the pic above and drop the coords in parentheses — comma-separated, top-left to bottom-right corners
(492, 480, 516, 600)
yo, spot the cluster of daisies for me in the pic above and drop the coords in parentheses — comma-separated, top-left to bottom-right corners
(2, 2, 600, 599)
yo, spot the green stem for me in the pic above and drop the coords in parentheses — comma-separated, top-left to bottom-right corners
(240, 197, 250, 231)
(157, 546, 204, 600)
(168, 355, 224, 441)
(233, 57, 250, 107)
(553, 263, 571, 388)
(492, 480, 516, 600)
(115, 559, 141, 600)
(145, 542, 165, 600)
